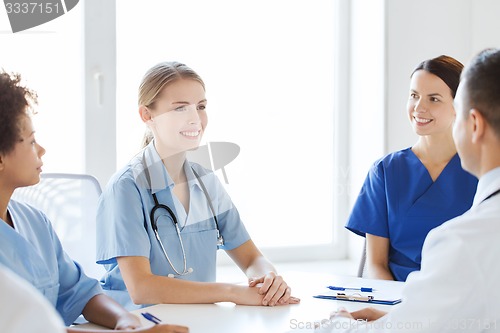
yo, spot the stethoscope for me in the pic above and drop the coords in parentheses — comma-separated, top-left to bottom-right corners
(144, 160, 224, 278)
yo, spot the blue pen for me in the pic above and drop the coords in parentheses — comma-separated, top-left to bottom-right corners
(328, 286, 375, 292)
(141, 312, 162, 325)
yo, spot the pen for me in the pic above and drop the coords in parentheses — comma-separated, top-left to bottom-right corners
(327, 286, 375, 292)
(141, 312, 162, 325)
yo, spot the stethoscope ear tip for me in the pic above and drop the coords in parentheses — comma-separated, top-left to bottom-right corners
(187, 267, 194, 273)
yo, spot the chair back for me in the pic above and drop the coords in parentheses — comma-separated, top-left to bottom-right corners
(12, 173, 105, 280)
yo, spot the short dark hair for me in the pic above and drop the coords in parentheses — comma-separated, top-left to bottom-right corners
(411, 55, 464, 98)
(460, 48, 500, 139)
(0, 71, 38, 154)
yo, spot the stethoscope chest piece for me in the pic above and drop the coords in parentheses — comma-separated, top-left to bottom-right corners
(217, 233, 224, 247)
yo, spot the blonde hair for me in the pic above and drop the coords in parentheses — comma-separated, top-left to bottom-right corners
(139, 62, 205, 147)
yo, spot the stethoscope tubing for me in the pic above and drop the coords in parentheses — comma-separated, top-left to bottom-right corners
(150, 201, 190, 276)
(143, 156, 223, 277)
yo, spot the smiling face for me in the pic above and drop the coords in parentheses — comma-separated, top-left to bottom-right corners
(407, 70, 456, 137)
(146, 78, 207, 156)
(0, 115, 45, 190)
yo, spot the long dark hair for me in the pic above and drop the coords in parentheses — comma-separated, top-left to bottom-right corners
(411, 55, 463, 98)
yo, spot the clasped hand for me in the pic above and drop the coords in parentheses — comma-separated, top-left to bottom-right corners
(248, 272, 300, 306)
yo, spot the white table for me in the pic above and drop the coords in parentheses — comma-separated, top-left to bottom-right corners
(77, 271, 404, 333)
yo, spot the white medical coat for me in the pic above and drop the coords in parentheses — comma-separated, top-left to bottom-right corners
(0, 264, 65, 333)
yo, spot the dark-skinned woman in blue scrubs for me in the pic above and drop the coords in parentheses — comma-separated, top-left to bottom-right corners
(345, 55, 478, 281)
(0, 70, 188, 333)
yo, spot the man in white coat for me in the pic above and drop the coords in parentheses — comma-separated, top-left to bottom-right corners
(319, 48, 500, 332)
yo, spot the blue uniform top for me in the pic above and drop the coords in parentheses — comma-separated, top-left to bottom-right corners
(0, 200, 103, 326)
(345, 148, 478, 281)
(96, 142, 250, 309)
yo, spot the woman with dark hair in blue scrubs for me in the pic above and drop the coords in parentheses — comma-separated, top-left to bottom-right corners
(345, 55, 478, 282)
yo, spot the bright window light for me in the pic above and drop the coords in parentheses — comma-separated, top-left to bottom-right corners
(0, 6, 84, 174)
(116, 0, 335, 249)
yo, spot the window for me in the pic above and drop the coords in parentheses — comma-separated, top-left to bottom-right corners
(2, 0, 347, 262)
(116, 0, 341, 260)
(0, 5, 84, 174)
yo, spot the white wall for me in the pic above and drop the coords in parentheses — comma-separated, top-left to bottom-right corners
(385, 0, 500, 153)
(346, 0, 386, 267)
(347, 0, 500, 263)
(84, 0, 116, 187)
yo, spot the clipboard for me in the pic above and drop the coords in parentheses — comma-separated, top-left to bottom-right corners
(313, 291, 401, 305)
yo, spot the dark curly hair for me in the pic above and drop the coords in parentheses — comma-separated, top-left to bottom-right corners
(0, 71, 38, 155)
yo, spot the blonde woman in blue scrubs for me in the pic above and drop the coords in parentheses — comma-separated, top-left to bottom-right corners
(96, 62, 300, 309)
(0, 71, 187, 333)
(346, 55, 478, 281)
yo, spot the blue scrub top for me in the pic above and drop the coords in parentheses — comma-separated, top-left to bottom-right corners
(0, 201, 102, 326)
(96, 142, 250, 309)
(345, 148, 478, 281)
